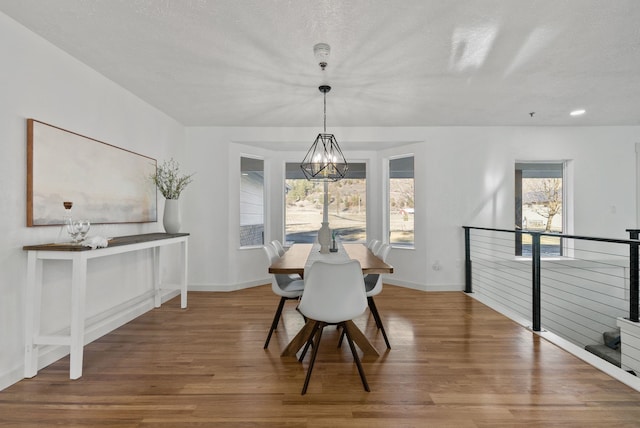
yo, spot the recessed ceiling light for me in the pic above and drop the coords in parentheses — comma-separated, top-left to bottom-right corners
(570, 109, 586, 116)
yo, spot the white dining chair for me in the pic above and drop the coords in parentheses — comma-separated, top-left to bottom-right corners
(365, 239, 382, 272)
(270, 239, 302, 281)
(297, 260, 370, 395)
(271, 239, 286, 256)
(367, 239, 381, 253)
(338, 242, 392, 349)
(263, 245, 305, 349)
(364, 243, 392, 349)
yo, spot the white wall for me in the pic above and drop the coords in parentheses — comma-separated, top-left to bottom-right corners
(183, 126, 639, 294)
(0, 13, 185, 390)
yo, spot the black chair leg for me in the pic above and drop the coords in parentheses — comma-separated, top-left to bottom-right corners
(264, 297, 287, 349)
(343, 322, 370, 392)
(368, 297, 391, 349)
(301, 322, 325, 395)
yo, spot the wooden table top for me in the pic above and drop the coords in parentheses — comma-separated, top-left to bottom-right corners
(268, 243, 393, 275)
(23, 232, 190, 252)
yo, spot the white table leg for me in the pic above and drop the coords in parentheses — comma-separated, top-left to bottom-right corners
(24, 252, 42, 378)
(153, 247, 161, 308)
(69, 254, 88, 379)
(181, 239, 188, 309)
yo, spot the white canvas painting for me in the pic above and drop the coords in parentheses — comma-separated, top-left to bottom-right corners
(28, 119, 157, 226)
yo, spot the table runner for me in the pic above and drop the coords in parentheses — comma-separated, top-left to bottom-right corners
(304, 241, 352, 274)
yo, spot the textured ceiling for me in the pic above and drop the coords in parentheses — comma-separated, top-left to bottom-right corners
(1, 0, 640, 127)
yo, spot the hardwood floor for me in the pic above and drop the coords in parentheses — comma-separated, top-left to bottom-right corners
(2, 285, 640, 427)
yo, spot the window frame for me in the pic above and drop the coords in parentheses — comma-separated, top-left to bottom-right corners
(387, 154, 415, 249)
(239, 155, 265, 249)
(515, 160, 571, 258)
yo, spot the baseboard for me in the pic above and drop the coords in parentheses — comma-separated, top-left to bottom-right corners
(469, 292, 533, 328)
(35, 290, 161, 374)
(384, 278, 462, 292)
(190, 279, 461, 293)
(1, 289, 177, 391)
(539, 330, 640, 393)
(0, 365, 25, 392)
(189, 279, 270, 292)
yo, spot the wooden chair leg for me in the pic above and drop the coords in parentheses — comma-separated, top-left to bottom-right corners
(342, 322, 370, 392)
(299, 321, 321, 362)
(368, 296, 391, 349)
(264, 297, 287, 349)
(301, 322, 325, 395)
(337, 325, 345, 348)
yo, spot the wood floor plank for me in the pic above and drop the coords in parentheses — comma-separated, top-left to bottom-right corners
(1, 285, 640, 427)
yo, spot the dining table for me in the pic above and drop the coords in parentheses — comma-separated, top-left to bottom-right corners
(268, 242, 393, 358)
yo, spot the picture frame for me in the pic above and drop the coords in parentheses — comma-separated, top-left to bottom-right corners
(27, 119, 157, 226)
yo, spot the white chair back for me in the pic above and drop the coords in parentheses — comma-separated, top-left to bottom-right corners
(263, 245, 302, 297)
(375, 243, 391, 261)
(263, 243, 278, 260)
(298, 260, 367, 324)
(365, 243, 391, 297)
(262, 244, 304, 349)
(363, 243, 392, 349)
(271, 240, 286, 256)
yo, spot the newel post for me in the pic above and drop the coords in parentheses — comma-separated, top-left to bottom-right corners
(464, 227, 472, 293)
(626, 229, 639, 322)
(531, 233, 542, 332)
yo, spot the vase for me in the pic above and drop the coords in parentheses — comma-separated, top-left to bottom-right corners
(317, 222, 331, 254)
(163, 199, 181, 233)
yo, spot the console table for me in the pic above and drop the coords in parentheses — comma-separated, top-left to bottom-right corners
(23, 232, 189, 379)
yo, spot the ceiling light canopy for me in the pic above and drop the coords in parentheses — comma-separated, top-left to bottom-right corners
(313, 42, 331, 70)
(570, 109, 586, 116)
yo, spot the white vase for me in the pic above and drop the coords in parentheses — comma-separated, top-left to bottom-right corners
(318, 222, 331, 254)
(163, 199, 181, 233)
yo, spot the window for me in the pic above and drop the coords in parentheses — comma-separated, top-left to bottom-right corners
(285, 162, 366, 243)
(240, 156, 264, 247)
(389, 156, 414, 247)
(515, 162, 564, 256)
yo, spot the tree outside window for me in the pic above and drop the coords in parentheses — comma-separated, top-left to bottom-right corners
(515, 162, 564, 256)
(524, 177, 562, 232)
(389, 156, 414, 247)
(285, 162, 367, 244)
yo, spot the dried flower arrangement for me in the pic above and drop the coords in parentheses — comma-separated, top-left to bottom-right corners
(150, 158, 194, 199)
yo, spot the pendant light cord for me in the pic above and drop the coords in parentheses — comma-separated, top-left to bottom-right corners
(323, 91, 327, 133)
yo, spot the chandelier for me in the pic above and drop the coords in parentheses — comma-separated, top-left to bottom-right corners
(300, 44, 348, 182)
